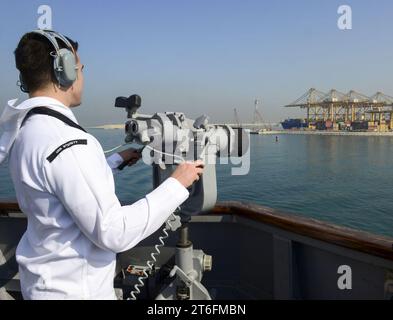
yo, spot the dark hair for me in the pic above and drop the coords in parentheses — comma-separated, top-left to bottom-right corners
(14, 32, 78, 93)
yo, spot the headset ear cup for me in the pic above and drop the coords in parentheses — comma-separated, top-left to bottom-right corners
(56, 48, 77, 88)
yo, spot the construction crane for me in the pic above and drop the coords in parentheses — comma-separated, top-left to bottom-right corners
(252, 99, 270, 131)
(233, 108, 241, 128)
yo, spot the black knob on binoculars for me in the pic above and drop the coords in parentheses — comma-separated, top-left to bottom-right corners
(115, 94, 142, 118)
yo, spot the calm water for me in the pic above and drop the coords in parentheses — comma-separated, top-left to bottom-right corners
(1, 129, 393, 237)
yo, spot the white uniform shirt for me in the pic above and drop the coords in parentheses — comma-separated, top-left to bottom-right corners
(3, 97, 189, 300)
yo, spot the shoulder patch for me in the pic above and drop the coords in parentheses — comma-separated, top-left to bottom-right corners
(47, 139, 88, 163)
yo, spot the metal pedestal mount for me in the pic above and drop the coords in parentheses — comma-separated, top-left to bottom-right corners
(155, 216, 212, 300)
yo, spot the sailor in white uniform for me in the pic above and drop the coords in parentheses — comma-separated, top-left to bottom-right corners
(0, 30, 203, 300)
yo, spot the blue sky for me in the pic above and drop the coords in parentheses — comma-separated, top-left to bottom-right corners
(1, 0, 392, 126)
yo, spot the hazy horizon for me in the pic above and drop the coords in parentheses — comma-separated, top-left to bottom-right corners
(1, 0, 392, 126)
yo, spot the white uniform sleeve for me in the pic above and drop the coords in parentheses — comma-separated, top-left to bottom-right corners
(42, 137, 189, 253)
(105, 152, 123, 174)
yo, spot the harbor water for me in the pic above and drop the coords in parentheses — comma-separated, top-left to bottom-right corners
(1, 129, 393, 238)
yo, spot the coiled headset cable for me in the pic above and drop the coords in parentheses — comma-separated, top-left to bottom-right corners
(128, 210, 181, 300)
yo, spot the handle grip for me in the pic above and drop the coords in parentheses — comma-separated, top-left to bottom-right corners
(117, 160, 129, 171)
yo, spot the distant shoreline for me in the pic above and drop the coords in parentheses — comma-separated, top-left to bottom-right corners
(87, 124, 124, 130)
(264, 130, 393, 137)
(87, 125, 393, 137)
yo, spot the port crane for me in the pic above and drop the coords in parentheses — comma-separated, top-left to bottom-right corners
(284, 88, 393, 124)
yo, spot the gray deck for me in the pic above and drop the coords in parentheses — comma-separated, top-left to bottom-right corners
(1, 205, 393, 300)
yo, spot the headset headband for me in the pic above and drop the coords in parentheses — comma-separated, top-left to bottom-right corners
(32, 29, 75, 56)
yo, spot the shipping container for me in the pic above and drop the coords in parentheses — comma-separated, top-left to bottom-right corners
(315, 121, 326, 130)
(351, 121, 368, 131)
